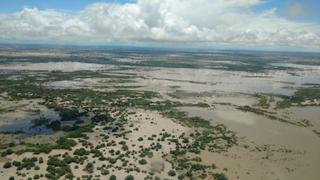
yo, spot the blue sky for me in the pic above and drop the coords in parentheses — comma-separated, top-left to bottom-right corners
(0, 0, 319, 51)
(252, 0, 320, 22)
(0, 0, 132, 12)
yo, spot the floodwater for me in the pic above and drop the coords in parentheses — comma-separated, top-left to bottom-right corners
(123, 67, 320, 95)
(0, 99, 60, 135)
(0, 62, 115, 72)
(0, 111, 60, 135)
(0, 57, 320, 179)
(286, 106, 320, 129)
(179, 106, 320, 180)
(45, 78, 108, 89)
(2, 60, 319, 96)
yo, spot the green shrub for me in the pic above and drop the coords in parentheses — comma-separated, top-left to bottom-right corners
(84, 163, 94, 173)
(109, 175, 117, 180)
(56, 137, 77, 149)
(138, 159, 147, 165)
(213, 173, 227, 180)
(73, 148, 90, 156)
(47, 120, 61, 131)
(101, 169, 110, 175)
(3, 161, 12, 168)
(125, 175, 134, 180)
(168, 170, 176, 176)
(12, 161, 21, 167)
(46, 156, 72, 179)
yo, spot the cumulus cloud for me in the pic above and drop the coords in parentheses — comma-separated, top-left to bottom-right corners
(285, 3, 309, 18)
(0, 0, 319, 50)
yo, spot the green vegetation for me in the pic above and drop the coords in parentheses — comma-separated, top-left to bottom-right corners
(168, 170, 176, 176)
(0, 131, 24, 135)
(0, 63, 239, 179)
(313, 130, 320, 138)
(237, 106, 301, 126)
(291, 87, 320, 102)
(46, 120, 61, 131)
(84, 163, 94, 173)
(254, 94, 272, 109)
(56, 137, 77, 149)
(138, 159, 147, 165)
(65, 124, 94, 138)
(109, 175, 117, 180)
(57, 108, 87, 121)
(46, 155, 73, 179)
(31, 117, 49, 128)
(0, 137, 77, 156)
(277, 86, 320, 108)
(3, 161, 12, 168)
(125, 175, 134, 180)
(213, 173, 228, 180)
(74, 148, 90, 156)
(11, 157, 38, 170)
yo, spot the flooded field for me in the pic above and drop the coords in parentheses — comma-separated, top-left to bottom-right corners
(0, 48, 319, 180)
(0, 62, 116, 72)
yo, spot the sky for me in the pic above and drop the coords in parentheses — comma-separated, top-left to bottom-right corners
(0, 0, 319, 51)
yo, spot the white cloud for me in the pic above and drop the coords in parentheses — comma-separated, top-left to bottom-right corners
(0, 0, 319, 50)
(285, 3, 308, 18)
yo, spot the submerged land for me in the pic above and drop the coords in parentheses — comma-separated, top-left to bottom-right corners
(0, 45, 319, 180)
